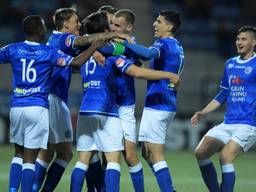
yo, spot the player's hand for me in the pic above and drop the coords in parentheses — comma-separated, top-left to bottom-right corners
(191, 111, 205, 128)
(170, 73, 180, 87)
(93, 51, 105, 65)
(116, 33, 134, 44)
(91, 39, 107, 49)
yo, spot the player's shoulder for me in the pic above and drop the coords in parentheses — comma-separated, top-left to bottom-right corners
(226, 56, 239, 64)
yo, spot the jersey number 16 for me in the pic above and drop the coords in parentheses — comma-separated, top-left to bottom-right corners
(21, 58, 37, 83)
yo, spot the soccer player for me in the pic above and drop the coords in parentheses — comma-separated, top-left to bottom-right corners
(2, 15, 104, 192)
(70, 11, 180, 192)
(83, 6, 119, 192)
(121, 10, 184, 192)
(32, 7, 126, 192)
(111, 9, 145, 192)
(191, 26, 256, 192)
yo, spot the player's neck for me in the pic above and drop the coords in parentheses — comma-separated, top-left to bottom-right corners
(241, 51, 255, 60)
(25, 36, 42, 43)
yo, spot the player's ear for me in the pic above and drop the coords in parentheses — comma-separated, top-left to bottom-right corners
(126, 24, 133, 33)
(168, 24, 173, 33)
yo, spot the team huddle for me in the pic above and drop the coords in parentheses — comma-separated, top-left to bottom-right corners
(0, 4, 255, 192)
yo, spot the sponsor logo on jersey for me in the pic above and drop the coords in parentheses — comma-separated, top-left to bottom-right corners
(115, 57, 125, 67)
(57, 58, 67, 67)
(231, 76, 244, 85)
(65, 35, 73, 47)
(14, 87, 41, 95)
(245, 67, 252, 74)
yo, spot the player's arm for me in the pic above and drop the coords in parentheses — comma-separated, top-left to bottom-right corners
(126, 64, 179, 86)
(123, 41, 159, 59)
(191, 88, 227, 127)
(73, 32, 126, 48)
(70, 40, 105, 67)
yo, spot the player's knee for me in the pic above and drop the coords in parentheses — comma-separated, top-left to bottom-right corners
(57, 150, 73, 162)
(220, 152, 233, 164)
(194, 147, 206, 160)
(125, 152, 138, 166)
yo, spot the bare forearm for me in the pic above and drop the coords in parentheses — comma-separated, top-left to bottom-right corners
(73, 32, 117, 48)
(127, 65, 172, 80)
(201, 99, 221, 116)
(71, 44, 98, 67)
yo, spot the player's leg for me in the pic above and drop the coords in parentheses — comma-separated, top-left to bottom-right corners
(42, 142, 73, 192)
(104, 151, 122, 192)
(139, 109, 175, 192)
(97, 115, 124, 192)
(219, 124, 256, 192)
(40, 94, 73, 192)
(71, 115, 97, 192)
(21, 106, 49, 192)
(32, 146, 55, 192)
(120, 105, 144, 192)
(71, 151, 92, 192)
(85, 152, 103, 192)
(9, 144, 24, 192)
(123, 139, 144, 192)
(195, 123, 231, 192)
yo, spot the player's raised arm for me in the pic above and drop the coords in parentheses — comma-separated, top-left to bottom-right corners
(70, 39, 106, 67)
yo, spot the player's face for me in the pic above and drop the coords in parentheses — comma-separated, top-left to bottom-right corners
(64, 14, 81, 35)
(111, 16, 132, 34)
(236, 32, 256, 58)
(153, 15, 172, 38)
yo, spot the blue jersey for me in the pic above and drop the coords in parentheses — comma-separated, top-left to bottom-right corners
(116, 37, 137, 106)
(79, 55, 133, 117)
(0, 41, 73, 108)
(145, 37, 184, 112)
(47, 31, 78, 103)
(217, 54, 256, 126)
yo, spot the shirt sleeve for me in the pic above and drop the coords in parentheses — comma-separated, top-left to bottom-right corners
(123, 40, 159, 59)
(59, 34, 78, 52)
(0, 44, 11, 64)
(52, 48, 73, 67)
(111, 55, 133, 73)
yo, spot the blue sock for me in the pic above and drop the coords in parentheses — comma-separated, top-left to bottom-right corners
(42, 159, 68, 192)
(198, 159, 220, 192)
(105, 162, 120, 192)
(70, 161, 88, 192)
(86, 154, 103, 192)
(220, 164, 235, 192)
(32, 159, 49, 192)
(129, 162, 144, 192)
(21, 163, 35, 192)
(9, 157, 23, 192)
(153, 161, 173, 192)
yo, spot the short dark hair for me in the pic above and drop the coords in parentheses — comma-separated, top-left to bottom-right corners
(114, 9, 135, 25)
(237, 26, 256, 39)
(98, 5, 118, 14)
(23, 15, 45, 36)
(160, 10, 181, 33)
(81, 11, 109, 34)
(53, 7, 77, 30)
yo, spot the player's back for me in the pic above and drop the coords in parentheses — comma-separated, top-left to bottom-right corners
(0, 41, 71, 108)
(79, 56, 120, 117)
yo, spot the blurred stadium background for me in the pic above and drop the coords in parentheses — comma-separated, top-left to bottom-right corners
(0, 0, 255, 191)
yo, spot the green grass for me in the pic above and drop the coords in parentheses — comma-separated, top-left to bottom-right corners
(1, 145, 256, 192)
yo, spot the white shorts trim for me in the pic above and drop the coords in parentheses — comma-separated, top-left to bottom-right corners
(118, 105, 137, 143)
(48, 94, 73, 144)
(76, 115, 124, 152)
(139, 108, 176, 144)
(206, 123, 256, 152)
(10, 106, 49, 149)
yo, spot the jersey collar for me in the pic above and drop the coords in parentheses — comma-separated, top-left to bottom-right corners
(24, 40, 40, 45)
